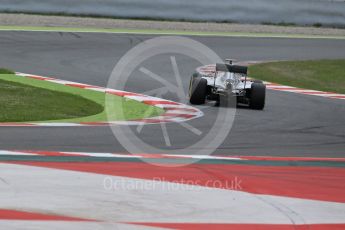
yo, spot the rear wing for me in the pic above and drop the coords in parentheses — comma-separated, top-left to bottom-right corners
(216, 63, 247, 75)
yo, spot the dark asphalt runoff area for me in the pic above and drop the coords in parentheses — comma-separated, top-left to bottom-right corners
(0, 31, 344, 157)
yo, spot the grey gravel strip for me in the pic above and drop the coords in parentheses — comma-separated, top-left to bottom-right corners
(1, 13, 345, 36)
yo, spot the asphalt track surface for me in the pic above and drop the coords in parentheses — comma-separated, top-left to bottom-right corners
(0, 31, 344, 157)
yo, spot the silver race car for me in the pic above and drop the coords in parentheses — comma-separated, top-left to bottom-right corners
(189, 60, 266, 110)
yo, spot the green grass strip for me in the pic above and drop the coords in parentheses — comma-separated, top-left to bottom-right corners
(0, 78, 103, 122)
(0, 68, 15, 74)
(0, 25, 344, 40)
(0, 74, 163, 123)
(249, 59, 345, 94)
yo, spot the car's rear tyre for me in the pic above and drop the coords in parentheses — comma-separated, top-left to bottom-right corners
(250, 83, 266, 110)
(189, 76, 207, 105)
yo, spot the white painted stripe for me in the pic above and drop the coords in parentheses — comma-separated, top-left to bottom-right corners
(46, 79, 79, 85)
(123, 95, 149, 101)
(136, 95, 168, 101)
(105, 89, 133, 94)
(111, 121, 146, 125)
(60, 152, 142, 158)
(86, 87, 106, 92)
(291, 90, 324, 93)
(165, 154, 242, 160)
(307, 93, 344, 97)
(280, 89, 315, 93)
(3, 150, 345, 162)
(266, 85, 296, 89)
(60, 152, 111, 157)
(161, 110, 199, 115)
(145, 116, 175, 120)
(154, 104, 189, 109)
(4, 150, 344, 161)
(15, 72, 38, 77)
(0, 151, 37, 156)
(110, 154, 143, 158)
(267, 88, 321, 93)
(30, 123, 85, 127)
(15, 72, 31, 77)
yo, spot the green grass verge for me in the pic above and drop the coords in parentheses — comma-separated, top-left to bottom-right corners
(0, 78, 103, 122)
(0, 25, 344, 39)
(0, 68, 14, 74)
(0, 74, 164, 123)
(249, 60, 345, 94)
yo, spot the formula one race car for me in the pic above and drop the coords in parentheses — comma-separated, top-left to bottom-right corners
(189, 60, 266, 110)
